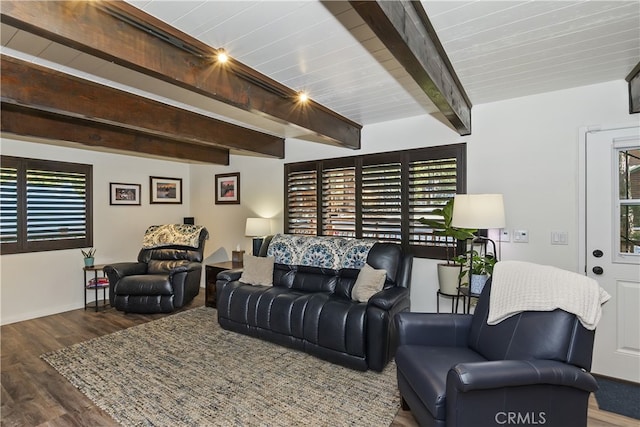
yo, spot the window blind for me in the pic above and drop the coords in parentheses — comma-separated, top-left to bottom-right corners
(0, 156, 92, 254)
(362, 161, 402, 243)
(286, 168, 317, 235)
(284, 144, 466, 259)
(408, 157, 458, 248)
(26, 168, 88, 242)
(0, 165, 18, 245)
(322, 165, 356, 237)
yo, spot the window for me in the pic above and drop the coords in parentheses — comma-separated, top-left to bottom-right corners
(284, 144, 466, 258)
(1, 156, 93, 254)
(322, 160, 356, 237)
(617, 147, 640, 255)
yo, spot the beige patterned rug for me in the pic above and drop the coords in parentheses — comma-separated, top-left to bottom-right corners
(41, 307, 400, 426)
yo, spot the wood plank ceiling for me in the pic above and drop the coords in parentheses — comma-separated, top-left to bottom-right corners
(1, 1, 639, 164)
(0, 0, 470, 163)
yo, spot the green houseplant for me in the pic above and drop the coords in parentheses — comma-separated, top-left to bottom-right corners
(81, 248, 96, 267)
(454, 250, 497, 294)
(419, 198, 477, 295)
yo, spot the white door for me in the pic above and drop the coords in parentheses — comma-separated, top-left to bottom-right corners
(584, 125, 640, 382)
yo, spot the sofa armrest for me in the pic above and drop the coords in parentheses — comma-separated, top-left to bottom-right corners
(368, 286, 409, 310)
(394, 312, 473, 347)
(103, 262, 147, 282)
(448, 359, 599, 393)
(216, 268, 243, 282)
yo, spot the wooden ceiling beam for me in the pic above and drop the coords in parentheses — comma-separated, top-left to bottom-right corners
(1, 104, 230, 165)
(1, 0, 361, 149)
(1, 55, 283, 158)
(349, 0, 472, 135)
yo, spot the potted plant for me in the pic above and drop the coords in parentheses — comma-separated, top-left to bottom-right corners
(419, 198, 477, 295)
(81, 248, 96, 267)
(454, 250, 497, 295)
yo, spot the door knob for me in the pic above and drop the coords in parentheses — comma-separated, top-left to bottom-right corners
(593, 249, 603, 258)
(592, 266, 604, 275)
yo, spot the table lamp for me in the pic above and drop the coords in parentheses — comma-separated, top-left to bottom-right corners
(451, 194, 505, 259)
(245, 217, 271, 256)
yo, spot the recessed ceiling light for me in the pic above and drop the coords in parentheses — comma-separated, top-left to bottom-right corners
(298, 91, 309, 103)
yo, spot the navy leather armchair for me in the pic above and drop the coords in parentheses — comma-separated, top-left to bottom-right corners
(394, 280, 598, 427)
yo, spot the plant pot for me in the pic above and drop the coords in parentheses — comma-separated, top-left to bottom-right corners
(470, 274, 489, 295)
(437, 263, 462, 295)
(84, 257, 95, 267)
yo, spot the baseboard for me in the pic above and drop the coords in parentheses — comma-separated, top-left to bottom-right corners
(1, 302, 81, 326)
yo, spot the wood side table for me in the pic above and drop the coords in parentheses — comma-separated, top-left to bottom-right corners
(205, 261, 242, 308)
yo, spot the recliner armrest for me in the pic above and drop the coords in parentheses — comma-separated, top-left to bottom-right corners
(395, 312, 473, 347)
(448, 359, 598, 393)
(368, 286, 409, 310)
(168, 262, 202, 277)
(216, 268, 243, 282)
(103, 262, 147, 282)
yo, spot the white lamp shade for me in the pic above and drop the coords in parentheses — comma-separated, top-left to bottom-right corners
(245, 217, 271, 237)
(451, 194, 505, 229)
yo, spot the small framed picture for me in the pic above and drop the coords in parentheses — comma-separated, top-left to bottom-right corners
(110, 183, 141, 206)
(150, 176, 182, 204)
(215, 172, 240, 204)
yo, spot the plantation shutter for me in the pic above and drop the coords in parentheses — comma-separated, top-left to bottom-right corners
(0, 156, 92, 254)
(408, 157, 458, 251)
(284, 143, 466, 258)
(0, 162, 19, 247)
(286, 166, 318, 235)
(322, 164, 356, 237)
(26, 167, 88, 243)
(362, 156, 402, 243)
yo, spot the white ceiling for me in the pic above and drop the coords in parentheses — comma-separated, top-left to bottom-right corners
(2, 0, 639, 139)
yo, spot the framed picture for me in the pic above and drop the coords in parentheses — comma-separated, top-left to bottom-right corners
(215, 172, 240, 204)
(110, 182, 141, 206)
(150, 176, 182, 204)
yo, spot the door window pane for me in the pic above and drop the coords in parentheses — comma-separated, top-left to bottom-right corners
(618, 148, 640, 254)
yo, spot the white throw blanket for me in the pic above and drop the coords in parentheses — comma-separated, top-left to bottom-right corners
(487, 260, 611, 330)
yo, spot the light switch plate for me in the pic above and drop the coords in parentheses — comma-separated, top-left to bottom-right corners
(499, 229, 511, 242)
(551, 231, 568, 245)
(513, 229, 529, 243)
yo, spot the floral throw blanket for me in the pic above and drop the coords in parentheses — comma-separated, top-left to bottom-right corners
(266, 233, 376, 270)
(142, 224, 207, 249)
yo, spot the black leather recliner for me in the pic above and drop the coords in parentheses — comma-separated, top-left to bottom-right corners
(395, 280, 598, 427)
(104, 227, 208, 314)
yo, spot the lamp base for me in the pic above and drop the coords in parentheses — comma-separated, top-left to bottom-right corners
(252, 237, 264, 256)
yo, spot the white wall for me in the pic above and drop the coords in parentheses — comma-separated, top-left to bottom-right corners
(191, 80, 634, 313)
(1, 79, 633, 323)
(0, 138, 191, 324)
(190, 155, 284, 265)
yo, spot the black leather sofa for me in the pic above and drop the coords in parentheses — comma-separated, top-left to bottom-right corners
(394, 280, 598, 427)
(104, 227, 208, 314)
(216, 234, 413, 371)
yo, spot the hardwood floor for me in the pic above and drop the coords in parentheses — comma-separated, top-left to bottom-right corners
(1, 294, 638, 427)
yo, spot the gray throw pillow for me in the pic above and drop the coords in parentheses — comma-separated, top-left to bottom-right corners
(352, 263, 387, 302)
(240, 254, 275, 286)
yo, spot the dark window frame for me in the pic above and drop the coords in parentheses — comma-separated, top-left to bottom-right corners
(1, 155, 93, 255)
(284, 143, 467, 259)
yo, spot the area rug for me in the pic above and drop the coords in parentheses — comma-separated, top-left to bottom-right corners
(41, 307, 400, 426)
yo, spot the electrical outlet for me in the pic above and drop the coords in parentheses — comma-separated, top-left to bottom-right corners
(513, 229, 529, 243)
(499, 229, 511, 242)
